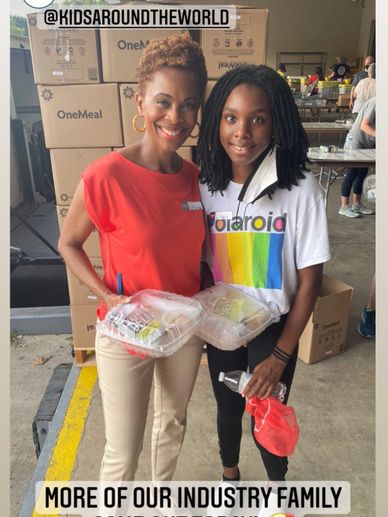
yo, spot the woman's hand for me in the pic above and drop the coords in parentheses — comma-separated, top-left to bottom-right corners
(102, 293, 132, 311)
(241, 355, 286, 400)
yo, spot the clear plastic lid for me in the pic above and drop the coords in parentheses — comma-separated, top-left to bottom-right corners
(194, 284, 274, 350)
(97, 290, 204, 358)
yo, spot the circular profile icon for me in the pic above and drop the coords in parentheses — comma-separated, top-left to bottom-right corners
(23, 0, 55, 8)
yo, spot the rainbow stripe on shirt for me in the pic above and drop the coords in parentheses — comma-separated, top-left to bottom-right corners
(208, 211, 286, 290)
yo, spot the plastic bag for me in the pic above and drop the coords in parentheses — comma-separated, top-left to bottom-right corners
(362, 174, 376, 204)
(97, 290, 203, 358)
(194, 284, 275, 350)
(246, 396, 300, 457)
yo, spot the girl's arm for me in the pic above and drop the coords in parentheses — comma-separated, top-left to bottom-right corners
(242, 263, 323, 399)
(58, 180, 131, 311)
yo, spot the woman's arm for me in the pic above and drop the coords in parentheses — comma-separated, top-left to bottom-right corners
(242, 263, 323, 399)
(360, 117, 376, 138)
(200, 262, 214, 291)
(58, 180, 130, 311)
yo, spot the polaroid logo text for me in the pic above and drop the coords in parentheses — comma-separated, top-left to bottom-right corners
(208, 211, 287, 233)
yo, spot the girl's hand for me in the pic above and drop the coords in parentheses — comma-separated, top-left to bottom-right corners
(241, 355, 286, 399)
(102, 293, 132, 311)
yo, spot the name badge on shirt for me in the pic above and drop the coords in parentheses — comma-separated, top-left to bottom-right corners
(181, 201, 203, 211)
(215, 211, 233, 220)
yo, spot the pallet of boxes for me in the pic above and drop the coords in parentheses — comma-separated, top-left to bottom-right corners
(27, 5, 269, 366)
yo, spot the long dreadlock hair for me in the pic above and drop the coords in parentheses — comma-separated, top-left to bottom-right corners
(197, 64, 309, 194)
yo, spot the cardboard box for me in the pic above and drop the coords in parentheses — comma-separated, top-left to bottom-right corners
(50, 148, 111, 205)
(337, 94, 351, 107)
(298, 275, 354, 364)
(66, 258, 103, 305)
(100, 29, 182, 82)
(201, 8, 268, 79)
(177, 147, 193, 161)
(70, 303, 98, 350)
(38, 83, 123, 148)
(56, 206, 100, 257)
(205, 80, 217, 103)
(120, 83, 141, 146)
(27, 14, 101, 85)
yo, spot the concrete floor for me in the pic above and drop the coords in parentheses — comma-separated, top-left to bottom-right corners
(11, 179, 375, 517)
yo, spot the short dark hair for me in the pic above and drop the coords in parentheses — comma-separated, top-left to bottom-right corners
(136, 31, 207, 98)
(197, 64, 309, 194)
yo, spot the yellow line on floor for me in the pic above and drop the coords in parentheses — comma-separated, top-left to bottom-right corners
(33, 366, 98, 517)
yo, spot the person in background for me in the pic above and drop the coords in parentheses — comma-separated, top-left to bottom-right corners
(197, 64, 330, 517)
(349, 55, 374, 110)
(306, 65, 325, 95)
(328, 56, 350, 81)
(338, 96, 376, 218)
(358, 273, 375, 338)
(58, 32, 208, 482)
(351, 63, 376, 118)
(276, 63, 287, 80)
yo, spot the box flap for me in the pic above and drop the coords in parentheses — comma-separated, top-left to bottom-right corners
(312, 275, 354, 324)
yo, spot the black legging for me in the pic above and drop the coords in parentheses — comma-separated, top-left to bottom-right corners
(207, 315, 298, 481)
(341, 167, 369, 197)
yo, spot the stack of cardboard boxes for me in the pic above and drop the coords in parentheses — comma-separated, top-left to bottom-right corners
(28, 13, 116, 365)
(28, 7, 269, 365)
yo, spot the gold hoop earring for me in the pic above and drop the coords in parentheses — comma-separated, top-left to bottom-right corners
(132, 113, 146, 133)
(189, 122, 200, 139)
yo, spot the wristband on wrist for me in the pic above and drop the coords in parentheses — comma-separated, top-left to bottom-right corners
(272, 346, 291, 364)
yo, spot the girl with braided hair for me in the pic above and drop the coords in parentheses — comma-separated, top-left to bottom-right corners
(197, 65, 330, 515)
(59, 32, 207, 482)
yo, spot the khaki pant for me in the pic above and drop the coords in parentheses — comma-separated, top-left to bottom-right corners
(95, 330, 203, 481)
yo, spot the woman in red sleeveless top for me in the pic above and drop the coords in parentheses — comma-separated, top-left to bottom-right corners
(59, 32, 207, 482)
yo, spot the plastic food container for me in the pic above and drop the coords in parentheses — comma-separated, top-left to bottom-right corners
(97, 290, 204, 358)
(194, 284, 273, 350)
(339, 84, 352, 94)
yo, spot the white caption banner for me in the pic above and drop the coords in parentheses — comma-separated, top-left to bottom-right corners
(35, 481, 351, 517)
(37, 6, 238, 30)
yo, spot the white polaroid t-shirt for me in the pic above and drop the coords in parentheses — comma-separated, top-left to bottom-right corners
(200, 172, 331, 319)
